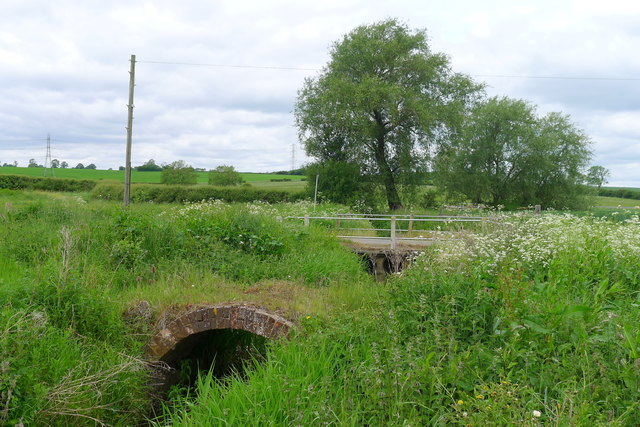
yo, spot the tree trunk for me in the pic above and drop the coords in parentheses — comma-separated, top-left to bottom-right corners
(373, 134, 403, 211)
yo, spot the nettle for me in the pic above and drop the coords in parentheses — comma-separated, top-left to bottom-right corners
(175, 202, 287, 257)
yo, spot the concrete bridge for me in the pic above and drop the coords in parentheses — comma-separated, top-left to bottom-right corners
(289, 213, 486, 276)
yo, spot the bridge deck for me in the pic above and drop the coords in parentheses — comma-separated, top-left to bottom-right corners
(338, 235, 438, 252)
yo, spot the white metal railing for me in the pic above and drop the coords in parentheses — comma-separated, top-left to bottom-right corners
(286, 214, 489, 250)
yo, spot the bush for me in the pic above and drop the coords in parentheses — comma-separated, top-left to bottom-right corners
(208, 165, 244, 186)
(90, 183, 305, 204)
(598, 187, 640, 200)
(305, 161, 373, 206)
(161, 161, 197, 185)
(0, 174, 96, 192)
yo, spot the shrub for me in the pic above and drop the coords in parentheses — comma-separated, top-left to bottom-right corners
(161, 161, 197, 185)
(598, 187, 640, 200)
(90, 183, 305, 204)
(0, 175, 96, 192)
(208, 165, 244, 186)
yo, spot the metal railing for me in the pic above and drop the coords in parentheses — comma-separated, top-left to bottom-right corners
(286, 213, 489, 250)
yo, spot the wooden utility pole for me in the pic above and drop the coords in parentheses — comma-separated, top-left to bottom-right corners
(124, 54, 136, 207)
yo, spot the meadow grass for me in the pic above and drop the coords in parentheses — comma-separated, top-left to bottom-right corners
(2, 190, 639, 425)
(594, 195, 640, 207)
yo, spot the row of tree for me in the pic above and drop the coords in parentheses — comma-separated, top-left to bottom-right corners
(295, 19, 609, 210)
(1, 160, 95, 169)
(158, 160, 245, 186)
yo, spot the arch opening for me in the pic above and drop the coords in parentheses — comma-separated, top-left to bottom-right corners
(160, 328, 267, 391)
(146, 304, 293, 397)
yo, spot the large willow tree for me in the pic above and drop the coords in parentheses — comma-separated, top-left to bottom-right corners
(434, 96, 593, 209)
(295, 19, 481, 210)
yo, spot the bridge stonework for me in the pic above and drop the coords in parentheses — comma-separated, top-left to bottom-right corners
(146, 304, 294, 362)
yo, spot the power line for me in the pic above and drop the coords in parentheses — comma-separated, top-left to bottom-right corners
(473, 73, 640, 81)
(0, 138, 48, 143)
(139, 59, 639, 81)
(138, 59, 319, 72)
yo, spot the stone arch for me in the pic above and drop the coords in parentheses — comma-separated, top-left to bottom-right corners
(146, 304, 294, 363)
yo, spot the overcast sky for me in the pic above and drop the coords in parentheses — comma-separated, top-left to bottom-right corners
(1, 0, 639, 185)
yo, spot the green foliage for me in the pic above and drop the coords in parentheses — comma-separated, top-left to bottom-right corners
(181, 207, 285, 258)
(598, 187, 640, 200)
(295, 18, 482, 210)
(305, 160, 374, 206)
(208, 165, 244, 186)
(586, 165, 610, 188)
(136, 159, 163, 171)
(434, 96, 593, 209)
(91, 183, 305, 203)
(161, 160, 197, 185)
(0, 174, 96, 192)
(6, 189, 640, 425)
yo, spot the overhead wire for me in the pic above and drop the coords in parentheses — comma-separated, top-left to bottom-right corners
(138, 59, 639, 81)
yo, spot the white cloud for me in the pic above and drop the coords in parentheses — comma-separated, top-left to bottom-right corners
(0, 0, 638, 184)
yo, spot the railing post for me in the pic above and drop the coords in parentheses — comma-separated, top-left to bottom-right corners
(304, 215, 309, 226)
(407, 215, 414, 237)
(390, 216, 397, 250)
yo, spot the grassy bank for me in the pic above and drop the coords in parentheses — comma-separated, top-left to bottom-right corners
(1, 189, 639, 425)
(0, 191, 374, 425)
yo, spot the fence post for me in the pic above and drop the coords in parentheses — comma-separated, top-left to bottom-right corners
(534, 205, 541, 215)
(390, 216, 397, 250)
(407, 215, 414, 237)
(304, 215, 309, 226)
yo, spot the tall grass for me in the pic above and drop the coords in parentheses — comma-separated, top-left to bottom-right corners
(4, 190, 639, 425)
(160, 212, 640, 426)
(0, 193, 376, 425)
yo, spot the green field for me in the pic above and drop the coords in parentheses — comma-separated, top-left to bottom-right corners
(0, 166, 305, 185)
(594, 196, 640, 208)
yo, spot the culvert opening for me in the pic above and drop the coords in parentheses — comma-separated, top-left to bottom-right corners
(159, 328, 268, 393)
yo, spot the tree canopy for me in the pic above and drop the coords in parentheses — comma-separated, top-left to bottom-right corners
(208, 165, 244, 186)
(295, 19, 482, 210)
(161, 160, 197, 185)
(434, 96, 592, 209)
(587, 165, 610, 188)
(136, 159, 163, 172)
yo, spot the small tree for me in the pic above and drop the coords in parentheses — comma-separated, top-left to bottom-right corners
(60, 161, 68, 169)
(86, 163, 97, 170)
(161, 160, 197, 185)
(587, 165, 610, 188)
(28, 158, 40, 168)
(51, 159, 60, 168)
(208, 165, 244, 186)
(136, 159, 163, 172)
(75, 163, 85, 169)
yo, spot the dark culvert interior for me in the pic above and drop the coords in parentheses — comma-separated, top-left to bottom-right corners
(157, 328, 268, 395)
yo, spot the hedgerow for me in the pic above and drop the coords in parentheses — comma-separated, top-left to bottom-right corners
(90, 183, 305, 203)
(0, 174, 96, 192)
